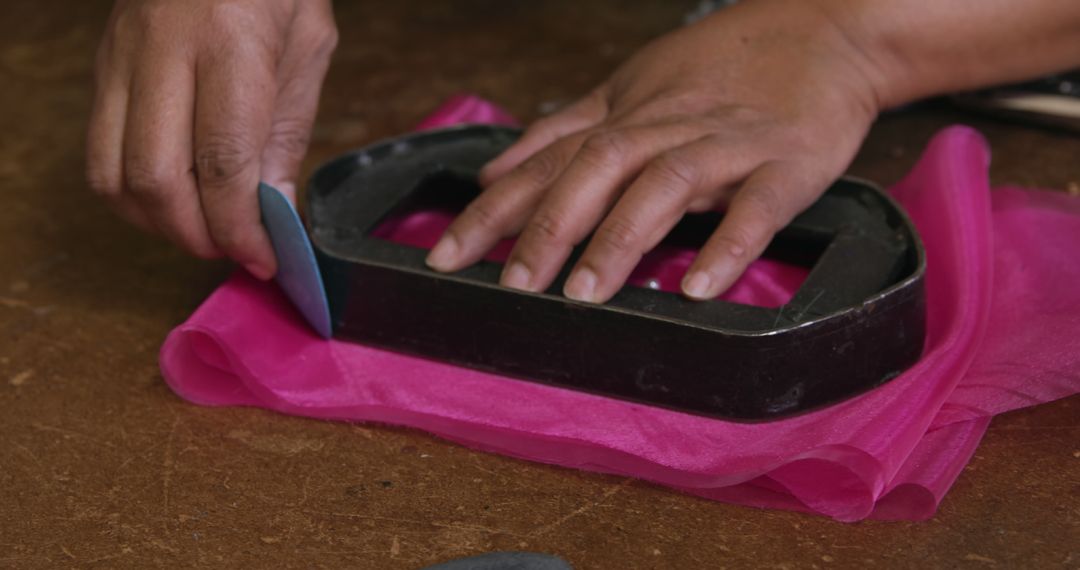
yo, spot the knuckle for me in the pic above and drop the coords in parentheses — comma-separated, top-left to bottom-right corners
(85, 166, 120, 198)
(196, 132, 256, 188)
(115, 2, 155, 37)
(649, 151, 700, 190)
(594, 217, 641, 254)
(740, 186, 783, 229)
(579, 131, 630, 169)
(267, 119, 312, 160)
(207, 1, 258, 35)
(517, 150, 561, 186)
(528, 211, 571, 244)
(295, 16, 339, 59)
(321, 29, 340, 57)
(135, 1, 170, 29)
(313, 21, 339, 57)
(463, 198, 504, 231)
(118, 1, 180, 44)
(124, 161, 175, 200)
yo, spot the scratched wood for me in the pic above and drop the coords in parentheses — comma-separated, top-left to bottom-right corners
(0, 1, 1077, 568)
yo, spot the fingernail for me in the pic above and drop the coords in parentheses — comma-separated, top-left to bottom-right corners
(245, 262, 274, 281)
(682, 271, 713, 299)
(426, 236, 459, 270)
(502, 261, 532, 290)
(564, 268, 598, 302)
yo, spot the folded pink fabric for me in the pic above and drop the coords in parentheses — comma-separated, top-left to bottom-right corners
(160, 96, 1080, 521)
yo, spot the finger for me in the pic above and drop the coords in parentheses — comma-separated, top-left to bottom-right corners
(123, 48, 220, 259)
(502, 123, 707, 293)
(681, 161, 818, 300)
(425, 132, 588, 273)
(259, 3, 338, 204)
(86, 35, 155, 232)
(478, 87, 609, 186)
(194, 37, 278, 279)
(564, 137, 749, 302)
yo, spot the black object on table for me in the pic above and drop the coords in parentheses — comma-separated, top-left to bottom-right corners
(305, 126, 927, 421)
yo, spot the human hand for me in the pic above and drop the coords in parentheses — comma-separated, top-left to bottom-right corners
(86, 0, 338, 278)
(426, 0, 885, 302)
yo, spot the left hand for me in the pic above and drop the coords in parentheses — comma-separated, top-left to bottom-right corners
(425, 0, 886, 302)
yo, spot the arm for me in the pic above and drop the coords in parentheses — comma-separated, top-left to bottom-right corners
(829, 0, 1080, 108)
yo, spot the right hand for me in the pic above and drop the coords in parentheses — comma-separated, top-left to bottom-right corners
(428, 0, 884, 303)
(86, 0, 338, 279)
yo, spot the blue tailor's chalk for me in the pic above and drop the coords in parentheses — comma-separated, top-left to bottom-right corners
(258, 182, 332, 338)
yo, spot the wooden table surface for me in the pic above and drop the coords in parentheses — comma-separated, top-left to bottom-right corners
(1, 2, 1077, 568)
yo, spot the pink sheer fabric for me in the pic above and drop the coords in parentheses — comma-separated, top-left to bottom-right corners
(160, 96, 1080, 521)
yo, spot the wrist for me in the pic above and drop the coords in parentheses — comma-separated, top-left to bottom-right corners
(799, 0, 911, 111)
